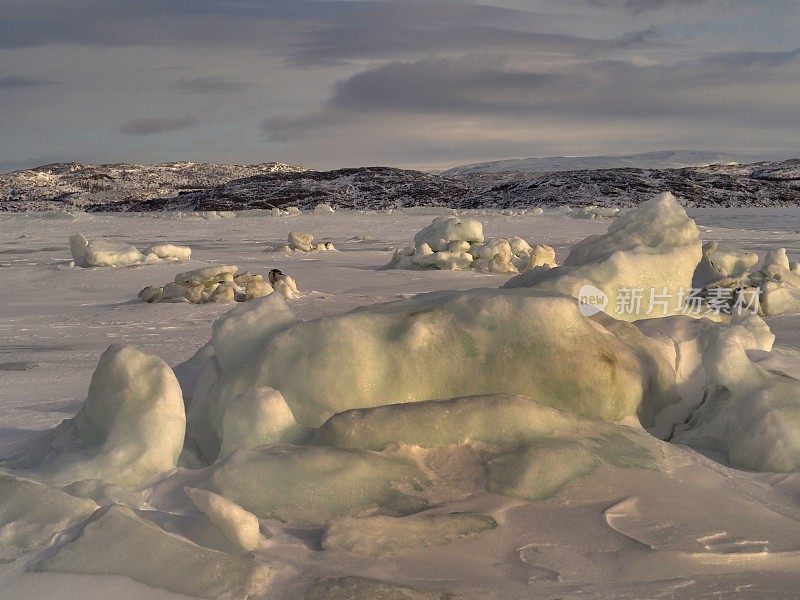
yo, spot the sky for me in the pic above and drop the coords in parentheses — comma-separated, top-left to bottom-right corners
(0, 0, 798, 172)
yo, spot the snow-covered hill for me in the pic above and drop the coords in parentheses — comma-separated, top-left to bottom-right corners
(442, 150, 753, 175)
(2, 159, 799, 211)
(0, 161, 306, 211)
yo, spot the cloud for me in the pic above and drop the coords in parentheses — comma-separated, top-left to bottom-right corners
(263, 47, 800, 141)
(0, 0, 661, 65)
(118, 116, 197, 135)
(0, 75, 56, 88)
(582, 0, 720, 12)
(174, 77, 254, 94)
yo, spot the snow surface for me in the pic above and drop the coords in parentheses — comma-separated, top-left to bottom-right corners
(3, 207, 800, 599)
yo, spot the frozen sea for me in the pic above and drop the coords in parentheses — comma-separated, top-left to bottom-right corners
(2, 207, 800, 599)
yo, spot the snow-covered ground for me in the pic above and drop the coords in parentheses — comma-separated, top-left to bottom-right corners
(3, 207, 800, 599)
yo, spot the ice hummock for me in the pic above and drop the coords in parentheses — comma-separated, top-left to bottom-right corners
(505, 192, 702, 320)
(387, 215, 554, 273)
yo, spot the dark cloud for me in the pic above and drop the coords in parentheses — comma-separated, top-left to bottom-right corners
(174, 77, 255, 94)
(0, 0, 662, 67)
(118, 116, 197, 135)
(1, 0, 797, 168)
(264, 46, 800, 139)
(0, 75, 56, 88)
(583, 0, 719, 12)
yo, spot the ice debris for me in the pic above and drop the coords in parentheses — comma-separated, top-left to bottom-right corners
(69, 233, 190, 267)
(387, 216, 554, 273)
(138, 266, 300, 304)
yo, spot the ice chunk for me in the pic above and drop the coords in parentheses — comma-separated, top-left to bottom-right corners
(189, 288, 678, 429)
(288, 231, 314, 252)
(0, 474, 98, 560)
(184, 487, 263, 552)
(472, 238, 517, 274)
(69, 233, 145, 268)
(314, 203, 335, 214)
(764, 247, 791, 270)
(413, 216, 484, 252)
(693, 241, 758, 288)
(505, 193, 702, 321)
(245, 277, 273, 300)
(321, 513, 496, 557)
(5, 345, 185, 486)
(412, 249, 474, 271)
(175, 264, 238, 284)
(524, 244, 557, 271)
(143, 243, 191, 261)
(202, 445, 428, 524)
(218, 386, 308, 457)
(673, 316, 800, 471)
(137, 285, 163, 303)
(273, 274, 300, 299)
(34, 505, 271, 599)
(314, 394, 589, 451)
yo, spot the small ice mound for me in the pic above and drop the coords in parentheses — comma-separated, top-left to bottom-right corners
(138, 267, 301, 304)
(3, 345, 185, 487)
(569, 205, 620, 220)
(197, 210, 236, 219)
(143, 243, 191, 262)
(672, 314, 800, 472)
(321, 513, 496, 557)
(268, 268, 301, 299)
(286, 206, 302, 215)
(33, 505, 272, 599)
(692, 241, 758, 288)
(505, 192, 702, 321)
(693, 245, 800, 316)
(184, 487, 264, 552)
(305, 576, 460, 600)
(0, 474, 98, 561)
(313, 202, 335, 215)
(200, 445, 428, 524)
(285, 231, 336, 253)
(526, 244, 557, 270)
(387, 216, 542, 273)
(415, 215, 484, 251)
(69, 233, 145, 268)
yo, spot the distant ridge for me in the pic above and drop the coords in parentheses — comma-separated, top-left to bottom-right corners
(1, 158, 799, 211)
(442, 150, 757, 175)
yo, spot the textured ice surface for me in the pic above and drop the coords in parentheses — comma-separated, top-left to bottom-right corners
(322, 514, 496, 557)
(183, 288, 679, 435)
(34, 505, 272, 599)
